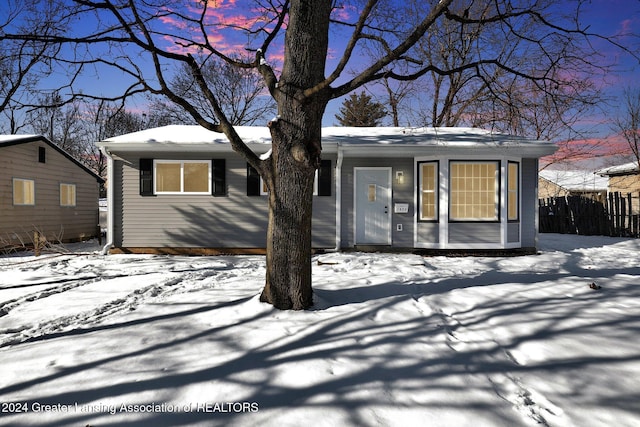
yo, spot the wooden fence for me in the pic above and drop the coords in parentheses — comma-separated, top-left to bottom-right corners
(539, 192, 640, 237)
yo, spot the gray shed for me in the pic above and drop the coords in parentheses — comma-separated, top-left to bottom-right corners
(0, 135, 104, 249)
(98, 125, 556, 254)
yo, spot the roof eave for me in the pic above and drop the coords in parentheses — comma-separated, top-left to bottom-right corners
(337, 144, 557, 158)
(98, 140, 557, 159)
(97, 141, 272, 153)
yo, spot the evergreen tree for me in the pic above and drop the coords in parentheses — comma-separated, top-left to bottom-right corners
(335, 92, 387, 126)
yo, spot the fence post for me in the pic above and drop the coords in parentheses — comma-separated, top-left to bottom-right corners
(628, 193, 633, 236)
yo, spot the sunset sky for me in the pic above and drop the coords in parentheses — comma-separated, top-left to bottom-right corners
(547, 0, 639, 130)
(532, 0, 640, 166)
(324, 0, 640, 152)
(167, 0, 640, 140)
(5, 0, 640, 154)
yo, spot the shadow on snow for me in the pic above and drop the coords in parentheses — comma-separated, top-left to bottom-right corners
(0, 244, 638, 426)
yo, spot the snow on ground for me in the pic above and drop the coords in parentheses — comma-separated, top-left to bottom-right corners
(0, 234, 639, 427)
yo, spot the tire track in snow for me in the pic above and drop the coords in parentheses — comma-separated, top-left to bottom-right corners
(0, 252, 242, 350)
(0, 272, 153, 319)
(0, 268, 220, 348)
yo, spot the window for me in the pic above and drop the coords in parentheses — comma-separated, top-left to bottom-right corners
(154, 160, 211, 194)
(13, 179, 35, 205)
(508, 162, 519, 221)
(38, 147, 46, 163)
(259, 172, 319, 196)
(449, 161, 499, 221)
(140, 159, 225, 197)
(418, 162, 438, 221)
(247, 160, 332, 197)
(60, 183, 77, 207)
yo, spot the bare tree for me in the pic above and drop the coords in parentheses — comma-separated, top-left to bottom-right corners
(613, 87, 640, 169)
(84, 103, 152, 178)
(377, 77, 414, 127)
(152, 58, 277, 126)
(26, 98, 152, 179)
(2, 0, 636, 309)
(409, 0, 491, 128)
(397, 0, 609, 142)
(25, 93, 86, 153)
(0, 1, 62, 133)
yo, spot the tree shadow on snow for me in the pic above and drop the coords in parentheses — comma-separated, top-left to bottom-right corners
(0, 249, 639, 427)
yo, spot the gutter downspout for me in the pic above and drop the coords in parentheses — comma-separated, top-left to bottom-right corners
(100, 148, 114, 255)
(332, 145, 344, 252)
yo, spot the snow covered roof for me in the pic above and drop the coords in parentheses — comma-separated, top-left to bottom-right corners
(596, 161, 640, 176)
(539, 169, 608, 191)
(0, 134, 40, 145)
(0, 134, 104, 183)
(98, 125, 557, 157)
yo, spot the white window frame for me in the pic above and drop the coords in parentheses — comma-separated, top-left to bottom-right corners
(507, 161, 520, 221)
(13, 178, 35, 206)
(154, 160, 211, 195)
(60, 183, 77, 207)
(259, 170, 319, 196)
(418, 161, 438, 221)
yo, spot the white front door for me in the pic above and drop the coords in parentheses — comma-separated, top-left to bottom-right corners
(354, 168, 392, 245)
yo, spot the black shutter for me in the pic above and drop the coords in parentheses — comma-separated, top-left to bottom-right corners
(318, 159, 332, 196)
(38, 147, 46, 163)
(211, 159, 226, 196)
(140, 158, 154, 196)
(247, 163, 261, 196)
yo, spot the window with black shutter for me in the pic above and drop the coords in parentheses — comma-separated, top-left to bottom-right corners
(247, 163, 261, 196)
(211, 159, 226, 196)
(318, 159, 332, 196)
(139, 158, 154, 196)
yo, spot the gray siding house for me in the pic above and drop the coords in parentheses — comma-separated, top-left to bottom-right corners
(98, 125, 556, 254)
(0, 135, 104, 248)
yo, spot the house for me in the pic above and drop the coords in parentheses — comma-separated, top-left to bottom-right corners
(596, 161, 640, 193)
(538, 169, 608, 202)
(0, 135, 104, 248)
(97, 125, 557, 254)
(596, 160, 640, 213)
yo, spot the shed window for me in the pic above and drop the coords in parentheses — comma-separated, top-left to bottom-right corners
(13, 178, 35, 205)
(38, 147, 46, 163)
(508, 162, 519, 221)
(154, 160, 211, 194)
(419, 162, 438, 221)
(449, 161, 499, 221)
(60, 183, 77, 207)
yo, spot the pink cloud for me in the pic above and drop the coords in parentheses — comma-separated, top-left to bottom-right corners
(620, 19, 634, 34)
(155, 0, 288, 60)
(542, 132, 636, 165)
(331, 4, 356, 22)
(615, 17, 639, 37)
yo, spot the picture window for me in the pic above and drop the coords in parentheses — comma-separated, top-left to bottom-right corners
(154, 161, 211, 194)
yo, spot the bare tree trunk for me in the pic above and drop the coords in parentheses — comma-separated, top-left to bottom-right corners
(382, 78, 400, 127)
(258, 0, 331, 310)
(259, 107, 327, 310)
(261, 133, 316, 309)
